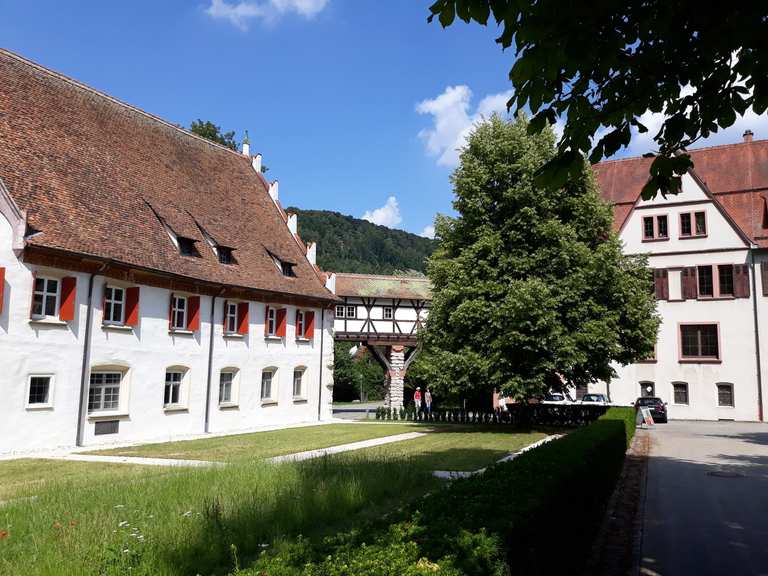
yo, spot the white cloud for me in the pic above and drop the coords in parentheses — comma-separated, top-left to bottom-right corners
(417, 85, 513, 167)
(419, 224, 435, 239)
(362, 196, 402, 228)
(206, 0, 328, 30)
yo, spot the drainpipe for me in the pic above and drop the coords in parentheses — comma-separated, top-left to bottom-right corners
(204, 288, 226, 434)
(317, 306, 326, 421)
(76, 263, 107, 447)
(750, 250, 764, 421)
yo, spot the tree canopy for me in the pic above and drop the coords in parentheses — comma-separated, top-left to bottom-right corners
(290, 208, 436, 274)
(420, 115, 658, 402)
(428, 1, 768, 198)
(189, 119, 238, 151)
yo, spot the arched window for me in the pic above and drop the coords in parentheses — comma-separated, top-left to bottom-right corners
(219, 368, 239, 407)
(261, 367, 278, 403)
(88, 364, 129, 414)
(164, 366, 189, 410)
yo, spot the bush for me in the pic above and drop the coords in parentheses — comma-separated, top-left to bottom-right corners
(236, 408, 635, 576)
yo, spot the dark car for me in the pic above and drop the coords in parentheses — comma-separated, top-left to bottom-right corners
(634, 396, 668, 423)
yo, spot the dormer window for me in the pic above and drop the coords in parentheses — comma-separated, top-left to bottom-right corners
(218, 246, 236, 265)
(269, 251, 296, 277)
(176, 236, 199, 257)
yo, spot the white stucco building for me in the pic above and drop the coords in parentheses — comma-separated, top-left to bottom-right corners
(0, 49, 337, 454)
(591, 133, 768, 421)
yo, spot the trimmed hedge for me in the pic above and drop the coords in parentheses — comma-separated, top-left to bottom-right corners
(238, 408, 636, 576)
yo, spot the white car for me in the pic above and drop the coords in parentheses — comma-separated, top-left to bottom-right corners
(541, 393, 572, 405)
(580, 393, 610, 406)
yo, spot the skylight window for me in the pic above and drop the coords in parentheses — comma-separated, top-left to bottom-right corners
(177, 236, 200, 257)
(268, 251, 296, 277)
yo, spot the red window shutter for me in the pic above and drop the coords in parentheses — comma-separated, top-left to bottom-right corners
(264, 305, 270, 335)
(59, 277, 77, 321)
(762, 263, 768, 297)
(222, 300, 229, 330)
(681, 267, 697, 299)
(304, 310, 315, 339)
(168, 293, 175, 329)
(237, 302, 249, 335)
(187, 296, 201, 331)
(276, 308, 287, 337)
(734, 264, 751, 298)
(0, 267, 5, 315)
(655, 269, 669, 300)
(125, 287, 140, 326)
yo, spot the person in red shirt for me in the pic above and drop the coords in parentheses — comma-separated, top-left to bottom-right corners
(414, 387, 423, 413)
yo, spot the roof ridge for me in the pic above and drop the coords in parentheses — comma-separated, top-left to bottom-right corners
(335, 271, 430, 281)
(596, 138, 767, 166)
(0, 48, 250, 159)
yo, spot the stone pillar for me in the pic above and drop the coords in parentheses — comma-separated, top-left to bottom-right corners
(385, 345, 405, 408)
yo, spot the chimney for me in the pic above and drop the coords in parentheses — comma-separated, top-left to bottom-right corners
(242, 130, 251, 156)
(306, 242, 317, 266)
(269, 180, 279, 202)
(744, 129, 754, 143)
(252, 153, 262, 173)
(287, 212, 298, 235)
(325, 272, 336, 294)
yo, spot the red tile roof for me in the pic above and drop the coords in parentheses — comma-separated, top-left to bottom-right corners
(0, 49, 335, 302)
(594, 139, 768, 247)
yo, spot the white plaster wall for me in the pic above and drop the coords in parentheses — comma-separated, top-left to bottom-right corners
(750, 252, 768, 422)
(333, 297, 427, 335)
(0, 210, 335, 453)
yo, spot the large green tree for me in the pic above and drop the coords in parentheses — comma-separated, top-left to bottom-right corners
(428, 1, 768, 198)
(422, 115, 658, 402)
(332, 342, 386, 402)
(189, 119, 238, 151)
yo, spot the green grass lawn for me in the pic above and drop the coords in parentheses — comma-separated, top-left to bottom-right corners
(85, 423, 425, 463)
(351, 427, 548, 471)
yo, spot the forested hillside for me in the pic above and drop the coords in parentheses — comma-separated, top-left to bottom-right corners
(288, 208, 436, 274)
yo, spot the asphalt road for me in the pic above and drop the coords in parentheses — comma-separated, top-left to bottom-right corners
(641, 420, 768, 576)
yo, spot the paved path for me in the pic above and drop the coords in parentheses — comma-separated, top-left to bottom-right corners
(268, 431, 428, 463)
(641, 420, 768, 576)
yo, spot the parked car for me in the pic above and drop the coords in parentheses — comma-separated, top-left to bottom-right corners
(580, 393, 610, 406)
(634, 396, 668, 423)
(541, 393, 572, 405)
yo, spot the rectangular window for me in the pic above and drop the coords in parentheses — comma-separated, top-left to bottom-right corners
(673, 382, 689, 405)
(88, 372, 121, 412)
(104, 286, 125, 324)
(383, 306, 393, 320)
(266, 307, 277, 336)
(680, 324, 720, 360)
(297, 310, 305, 337)
(218, 246, 235, 265)
(225, 302, 238, 334)
(335, 305, 345, 318)
(697, 266, 714, 297)
(346, 305, 356, 319)
(32, 277, 59, 318)
(27, 375, 52, 406)
(680, 213, 692, 237)
(219, 371, 234, 404)
(656, 215, 668, 238)
(717, 383, 734, 407)
(642, 215, 668, 241)
(643, 216, 655, 240)
(261, 370, 274, 400)
(695, 211, 707, 236)
(164, 371, 183, 406)
(177, 237, 199, 257)
(718, 265, 734, 297)
(171, 295, 187, 330)
(293, 368, 304, 398)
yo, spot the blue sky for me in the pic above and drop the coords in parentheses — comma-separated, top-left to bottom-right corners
(2, 1, 765, 238)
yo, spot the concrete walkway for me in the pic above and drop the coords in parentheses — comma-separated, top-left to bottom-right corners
(640, 421, 768, 576)
(27, 431, 430, 468)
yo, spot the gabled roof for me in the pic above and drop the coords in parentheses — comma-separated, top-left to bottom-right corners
(594, 138, 768, 247)
(334, 273, 432, 300)
(0, 49, 334, 302)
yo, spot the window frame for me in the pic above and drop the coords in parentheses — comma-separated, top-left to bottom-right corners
(696, 264, 736, 299)
(164, 369, 186, 409)
(266, 307, 277, 336)
(642, 214, 669, 242)
(293, 367, 305, 399)
(716, 383, 735, 408)
(261, 368, 277, 403)
(26, 374, 54, 409)
(383, 306, 394, 320)
(672, 382, 689, 406)
(171, 295, 188, 331)
(335, 305, 345, 318)
(296, 310, 306, 339)
(103, 285, 126, 325)
(679, 323, 721, 363)
(32, 276, 60, 319)
(218, 369, 238, 407)
(225, 301, 238, 334)
(88, 371, 123, 413)
(345, 305, 357, 319)
(679, 211, 707, 239)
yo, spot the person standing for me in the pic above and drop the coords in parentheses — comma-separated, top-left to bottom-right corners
(424, 387, 433, 414)
(414, 387, 423, 413)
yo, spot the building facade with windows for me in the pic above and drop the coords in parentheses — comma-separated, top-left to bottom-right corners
(0, 49, 337, 454)
(591, 133, 768, 421)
